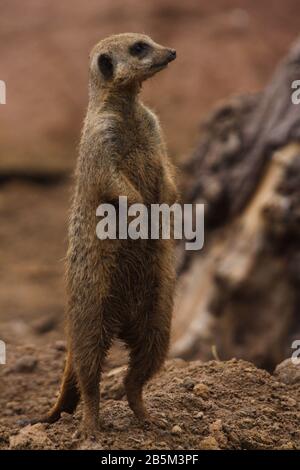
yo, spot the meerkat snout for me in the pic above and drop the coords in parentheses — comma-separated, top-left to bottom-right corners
(168, 49, 177, 61)
(154, 48, 177, 67)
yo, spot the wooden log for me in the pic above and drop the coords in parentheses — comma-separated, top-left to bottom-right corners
(172, 38, 300, 370)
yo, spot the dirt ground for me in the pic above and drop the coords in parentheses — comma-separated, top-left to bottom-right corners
(0, 344, 300, 450)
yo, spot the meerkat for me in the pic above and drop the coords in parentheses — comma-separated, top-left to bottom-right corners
(34, 33, 178, 438)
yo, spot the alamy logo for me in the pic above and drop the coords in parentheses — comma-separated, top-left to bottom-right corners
(291, 80, 300, 104)
(0, 80, 6, 104)
(96, 197, 205, 251)
(0, 340, 6, 364)
(291, 339, 300, 365)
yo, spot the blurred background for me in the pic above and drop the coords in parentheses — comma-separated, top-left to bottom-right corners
(1, 0, 300, 370)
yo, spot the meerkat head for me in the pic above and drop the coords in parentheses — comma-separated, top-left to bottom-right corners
(89, 33, 176, 91)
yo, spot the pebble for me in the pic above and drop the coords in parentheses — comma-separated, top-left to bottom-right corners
(199, 436, 220, 450)
(284, 397, 297, 407)
(182, 377, 195, 391)
(171, 425, 183, 435)
(274, 358, 300, 385)
(193, 383, 209, 398)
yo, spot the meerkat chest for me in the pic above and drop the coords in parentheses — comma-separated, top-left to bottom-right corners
(118, 113, 164, 199)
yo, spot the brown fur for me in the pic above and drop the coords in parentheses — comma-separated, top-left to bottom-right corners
(34, 33, 178, 438)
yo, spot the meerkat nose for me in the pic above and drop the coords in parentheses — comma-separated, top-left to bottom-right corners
(168, 49, 177, 62)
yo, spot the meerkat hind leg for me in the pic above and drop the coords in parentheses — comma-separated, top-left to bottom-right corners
(124, 326, 170, 426)
(74, 332, 112, 439)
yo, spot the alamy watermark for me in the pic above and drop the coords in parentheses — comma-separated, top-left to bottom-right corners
(291, 80, 300, 104)
(96, 197, 204, 251)
(0, 80, 6, 104)
(291, 339, 300, 365)
(0, 340, 6, 364)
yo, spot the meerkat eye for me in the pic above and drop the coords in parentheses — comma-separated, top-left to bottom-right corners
(97, 53, 114, 80)
(129, 41, 150, 57)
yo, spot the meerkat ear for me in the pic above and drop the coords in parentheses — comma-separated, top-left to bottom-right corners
(97, 53, 114, 80)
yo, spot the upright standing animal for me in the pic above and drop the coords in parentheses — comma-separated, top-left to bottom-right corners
(34, 33, 178, 438)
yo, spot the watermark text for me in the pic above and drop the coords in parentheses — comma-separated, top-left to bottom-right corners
(96, 197, 204, 251)
(0, 80, 6, 104)
(0, 340, 6, 364)
(291, 80, 300, 104)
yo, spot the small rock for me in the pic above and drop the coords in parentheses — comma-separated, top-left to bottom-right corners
(274, 358, 300, 385)
(182, 377, 195, 391)
(171, 425, 183, 435)
(193, 411, 204, 419)
(193, 383, 209, 398)
(199, 436, 220, 450)
(209, 419, 223, 434)
(208, 419, 227, 447)
(11, 356, 38, 373)
(284, 397, 297, 407)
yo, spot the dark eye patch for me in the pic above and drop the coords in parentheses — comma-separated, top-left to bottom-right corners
(97, 53, 114, 80)
(129, 41, 151, 57)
